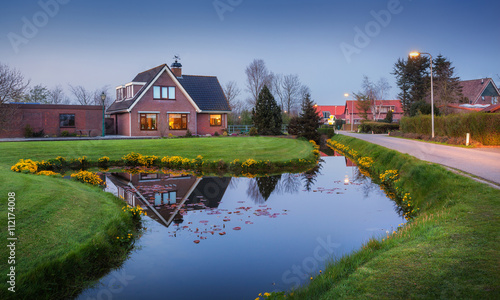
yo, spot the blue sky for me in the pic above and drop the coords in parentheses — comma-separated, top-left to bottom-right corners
(1, 0, 499, 105)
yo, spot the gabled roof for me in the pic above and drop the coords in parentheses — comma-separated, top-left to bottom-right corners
(107, 64, 230, 113)
(482, 103, 500, 113)
(316, 105, 345, 117)
(459, 78, 500, 104)
(177, 75, 230, 111)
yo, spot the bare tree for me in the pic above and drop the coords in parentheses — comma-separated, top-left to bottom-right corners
(271, 74, 285, 110)
(282, 74, 301, 114)
(69, 84, 93, 105)
(0, 63, 29, 132)
(245, 59, 272, 106)
(93, 85, 113, 108)
(360, 75, 392, 120)
(223, 80, 241, 110)
(48, 85, 70, 104)
(0, 63, 29, 104)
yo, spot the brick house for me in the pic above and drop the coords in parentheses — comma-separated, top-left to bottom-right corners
(460, 78, 499, 105)
(0, 103, 103, 138)
(344, 100, 403, 126)
(315, 105, 345, 125)
(107, 61, 231, 136)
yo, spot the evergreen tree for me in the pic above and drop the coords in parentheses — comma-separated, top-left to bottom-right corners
(297, 93, 321, 144)
(392, 56, 430, 115)
(432, 55, 463, 113)
(383, 109, 393, 123)
(252, 85, 282, 135)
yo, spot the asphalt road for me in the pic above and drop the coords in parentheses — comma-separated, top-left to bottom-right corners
(338, 131, 500, 186)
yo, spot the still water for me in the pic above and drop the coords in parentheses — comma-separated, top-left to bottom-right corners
(77, 156, 405, 300)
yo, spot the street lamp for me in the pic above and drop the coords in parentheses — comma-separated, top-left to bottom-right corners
(101, 92, 106, 137)
(409, 51, 434, 138)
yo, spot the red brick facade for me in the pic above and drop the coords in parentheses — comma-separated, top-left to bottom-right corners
(0, 103, 104, 138)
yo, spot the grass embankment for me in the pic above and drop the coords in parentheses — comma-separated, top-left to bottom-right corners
(269, 135, 499, 299)
(0, 137, 314, 299)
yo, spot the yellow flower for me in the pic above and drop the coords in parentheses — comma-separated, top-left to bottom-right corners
(264, 292, 271, 297)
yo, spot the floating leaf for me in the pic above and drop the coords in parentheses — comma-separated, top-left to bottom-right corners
(233, 227, 241, 230)
(193, 240, 200, 244)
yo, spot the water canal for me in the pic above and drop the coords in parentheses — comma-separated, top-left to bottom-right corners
(77, 155, 405, 300)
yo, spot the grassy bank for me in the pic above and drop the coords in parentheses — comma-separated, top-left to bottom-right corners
(0, 137, 314, 299)
(267, 135, 499, 299)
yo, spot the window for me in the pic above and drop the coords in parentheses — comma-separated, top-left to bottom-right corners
(210, 114, 222, 126)
(126, 86, 133, 98)
(140, 113, 157, 131)
(493, 97, 498, 105)
(322, 111, 330, 118)
(169, 113, 187, 130)
(153, 86, 176, 99)
(154, 191, 177, 206)
(482, 96, 485, 101)
(59, 114, 75, 127)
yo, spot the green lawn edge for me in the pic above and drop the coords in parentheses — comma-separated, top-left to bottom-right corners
(267, 134, 500, 299)
(0, 136, 315, 299)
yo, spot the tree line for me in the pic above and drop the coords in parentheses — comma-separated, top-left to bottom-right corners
(0, 62, 113, 107)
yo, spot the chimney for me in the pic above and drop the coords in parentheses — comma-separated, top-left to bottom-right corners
(171, 56, 182, 78)
(481, 78, 484, 84)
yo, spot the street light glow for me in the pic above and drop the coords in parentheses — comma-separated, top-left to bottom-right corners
(344, 93, 349, 97)
(409, 51, 420, 57)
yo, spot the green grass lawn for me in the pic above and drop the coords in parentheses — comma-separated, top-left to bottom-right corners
(268, 135, 500, 299)
(0, 136, 314, 299)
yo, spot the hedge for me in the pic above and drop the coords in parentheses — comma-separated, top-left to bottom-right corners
(400, 112, 500, 145)
(358, 122, 400, 134)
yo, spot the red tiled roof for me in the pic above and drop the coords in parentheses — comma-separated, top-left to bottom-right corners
(482, 103, 500, 113)
(444, 103, 484, 112)
(316, 105, 345, 117)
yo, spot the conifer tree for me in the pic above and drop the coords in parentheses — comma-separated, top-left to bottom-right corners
(252, 85, 282, 135)
(297, 93, 321, 143)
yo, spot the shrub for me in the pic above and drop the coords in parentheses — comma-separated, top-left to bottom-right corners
(71, 170, 103, 186)
(318, 127, 335, 138)
(60, 131, 70, 137)
(249, 127, 258, 136)
(32, 129, 45, 137)
(185, 129, 192, 137)
(214, 131, 219, 137)
(122, 152, 142, 166)
(359, 122, 399, 133)
(400, 112, 500, 145)
(11, 159, 38, 173)
(24, 124, 33, 138)
(98, 156, 110, 167)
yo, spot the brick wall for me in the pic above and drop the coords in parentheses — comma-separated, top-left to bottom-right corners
(0, 104, 103, 138)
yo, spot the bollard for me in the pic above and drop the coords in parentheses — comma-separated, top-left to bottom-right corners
(466, 133, 470, 146)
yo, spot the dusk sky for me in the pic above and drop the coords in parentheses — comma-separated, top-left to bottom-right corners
(1, 0, 499, 106)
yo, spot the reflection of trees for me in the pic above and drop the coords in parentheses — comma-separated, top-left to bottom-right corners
(246, 175, 282, 203)
(352, 167, 379, 198)
(278, 173, 301, 194)
(302, 160, 324, 191)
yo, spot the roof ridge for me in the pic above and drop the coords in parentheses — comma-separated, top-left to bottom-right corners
(135, 64, 167, 75)
(180, 74, 217, 78)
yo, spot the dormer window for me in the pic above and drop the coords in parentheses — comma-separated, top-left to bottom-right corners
(153, 86, 175, 100)
(126, 86, 133, 99)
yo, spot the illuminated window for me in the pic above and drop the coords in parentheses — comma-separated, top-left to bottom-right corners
(169, 113, 187, 130)
(59, 114, 75, 127)
(140, 113, 157, 131)
(153, 86, 175, 99)
(210, 114, 222, 126)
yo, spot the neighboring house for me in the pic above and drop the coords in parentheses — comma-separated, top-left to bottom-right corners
(482, 103, 500, 113)
(442, 103, 490, 114)
(459, 78, 499, 105)
(0, 103, 103, 138)
(315, 105, 345, 125)
(107, 61, 231, 136)
(344, 100, 403, 125)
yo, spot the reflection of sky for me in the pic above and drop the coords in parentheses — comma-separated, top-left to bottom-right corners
(1, 0, 499, 105)
(78, 156, 405, 300)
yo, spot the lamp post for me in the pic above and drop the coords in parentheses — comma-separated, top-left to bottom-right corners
(101, 92, 106, 137)
(409, 51, 434, 138)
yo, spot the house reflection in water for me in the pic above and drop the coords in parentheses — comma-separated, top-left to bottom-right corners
(104, 172, 231, 227)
